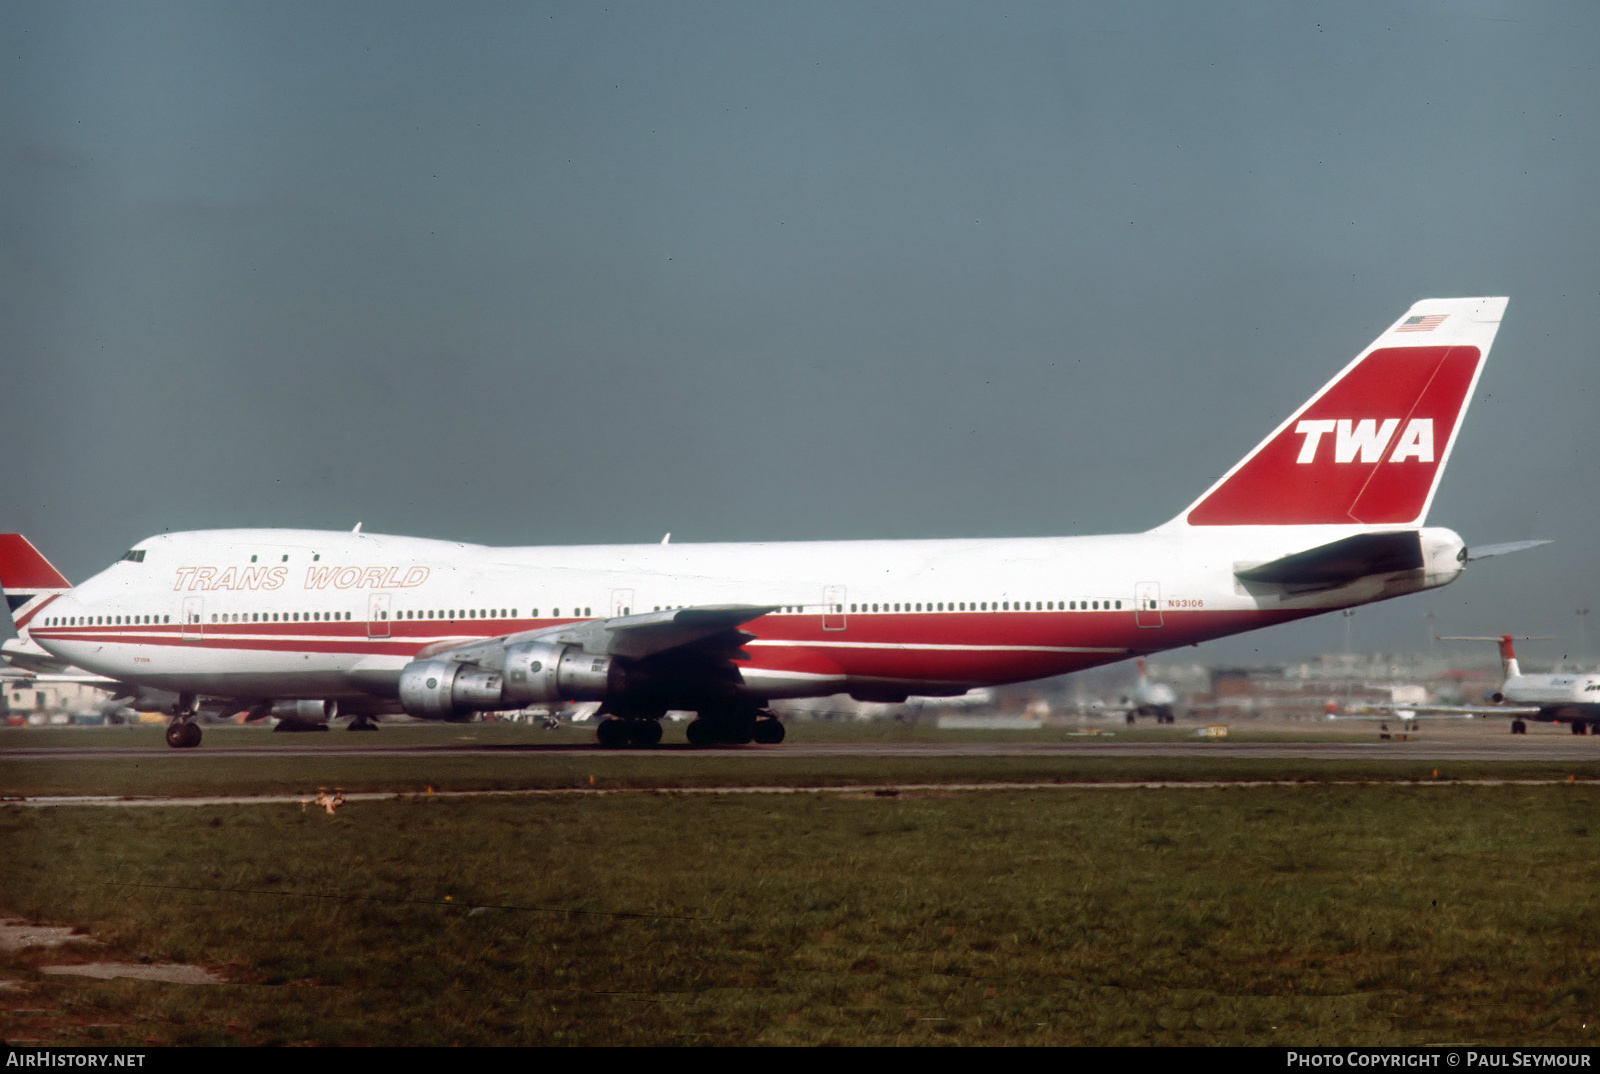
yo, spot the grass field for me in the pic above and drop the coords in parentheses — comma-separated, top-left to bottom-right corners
(4, 778, 1599, 1046)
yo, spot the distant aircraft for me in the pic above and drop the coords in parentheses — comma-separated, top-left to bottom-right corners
(1114, 659, 1180, 724)
(1433, 635, 1600, 735)
(3, 297, 1528, 749)
(0, 535, 180, 716)
(1322, 683, 1466, 732)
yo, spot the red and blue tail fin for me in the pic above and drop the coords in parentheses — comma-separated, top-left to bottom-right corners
(0, 534, 72, 633)
(1163, 297, 1506, 529)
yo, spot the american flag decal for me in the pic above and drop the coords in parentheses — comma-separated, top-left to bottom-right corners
(1396, 314, 1447, 333)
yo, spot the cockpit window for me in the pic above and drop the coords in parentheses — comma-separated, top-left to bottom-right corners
(119, 550, 146, 563)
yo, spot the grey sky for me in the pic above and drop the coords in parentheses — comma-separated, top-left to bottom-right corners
(4, 1, 1596, 667)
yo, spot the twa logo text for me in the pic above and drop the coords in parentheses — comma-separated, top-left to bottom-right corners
(1293, 418, 1434, 464)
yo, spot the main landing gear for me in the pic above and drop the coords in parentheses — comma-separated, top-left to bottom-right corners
(685, 707, 785, 747)
(596, 717, 664, 748)
(592, 707, 786, 747)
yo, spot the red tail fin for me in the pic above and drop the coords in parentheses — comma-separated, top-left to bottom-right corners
(1170, 297, 1506, 528)
(0, 534, 71, 593)
(0, 535, 72, 630)
(1497, 635, 1518, 665)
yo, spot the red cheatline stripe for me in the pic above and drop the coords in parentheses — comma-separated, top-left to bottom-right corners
(13, 593, 59, 630)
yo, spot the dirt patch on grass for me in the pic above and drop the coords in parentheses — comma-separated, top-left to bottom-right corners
(2, 918, 227, 985)
(0, 920, 95, 952)
(40, 962, 227, 985)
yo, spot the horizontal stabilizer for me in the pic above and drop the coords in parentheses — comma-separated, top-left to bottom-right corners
(1236, 531, 1424, 589)
(1466, 539, 1551, 561)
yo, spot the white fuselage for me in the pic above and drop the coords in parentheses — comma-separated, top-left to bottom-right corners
(28, 524, 1467, 709)
(1500, 674, 1600, 710)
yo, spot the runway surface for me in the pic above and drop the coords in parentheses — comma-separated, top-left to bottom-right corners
(7, 721, 1598, 807)
(5, 735, 1600, 762)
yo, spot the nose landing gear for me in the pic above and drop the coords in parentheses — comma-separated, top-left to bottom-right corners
(164, 694, 202, 748)
(164, 721, 201, 748)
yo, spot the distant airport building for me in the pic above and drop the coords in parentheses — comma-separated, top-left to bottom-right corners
(4, 680, 118, 725)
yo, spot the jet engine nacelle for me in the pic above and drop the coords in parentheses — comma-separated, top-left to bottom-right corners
(500, 640, 621, 704)
(397, 659, 505, 721)
(397, 643, 625, 721)
(270, 699, 339, 722)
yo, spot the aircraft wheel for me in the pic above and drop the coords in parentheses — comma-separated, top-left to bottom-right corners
(753, 718, 786, 744)
(165, 721, 201, 749)
(685, 719, 717, 746)
(1572, 721, 1588, 735)
(633, 720, 663, 747)
(596, 717, 629, 748)
(1511, 720, 1527, 735)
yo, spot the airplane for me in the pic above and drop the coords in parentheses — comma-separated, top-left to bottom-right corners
(1321, 683, 1464, 732)
(1068, 659, 1181, 723)
(0, 535, 181, 717)
(1, 296, 1524, 749)
(1432, 635, 1600, 735)
(1116, 659, 1180, 724)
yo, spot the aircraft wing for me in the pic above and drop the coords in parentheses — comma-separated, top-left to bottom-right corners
(0, 665, 179, 715)
(428, 604, 776, 665)
(375, 604, 781, 716)
(1, 636, 83, 675)
(0, 667, 125, 689)
(1327, 701, 1539, 720)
